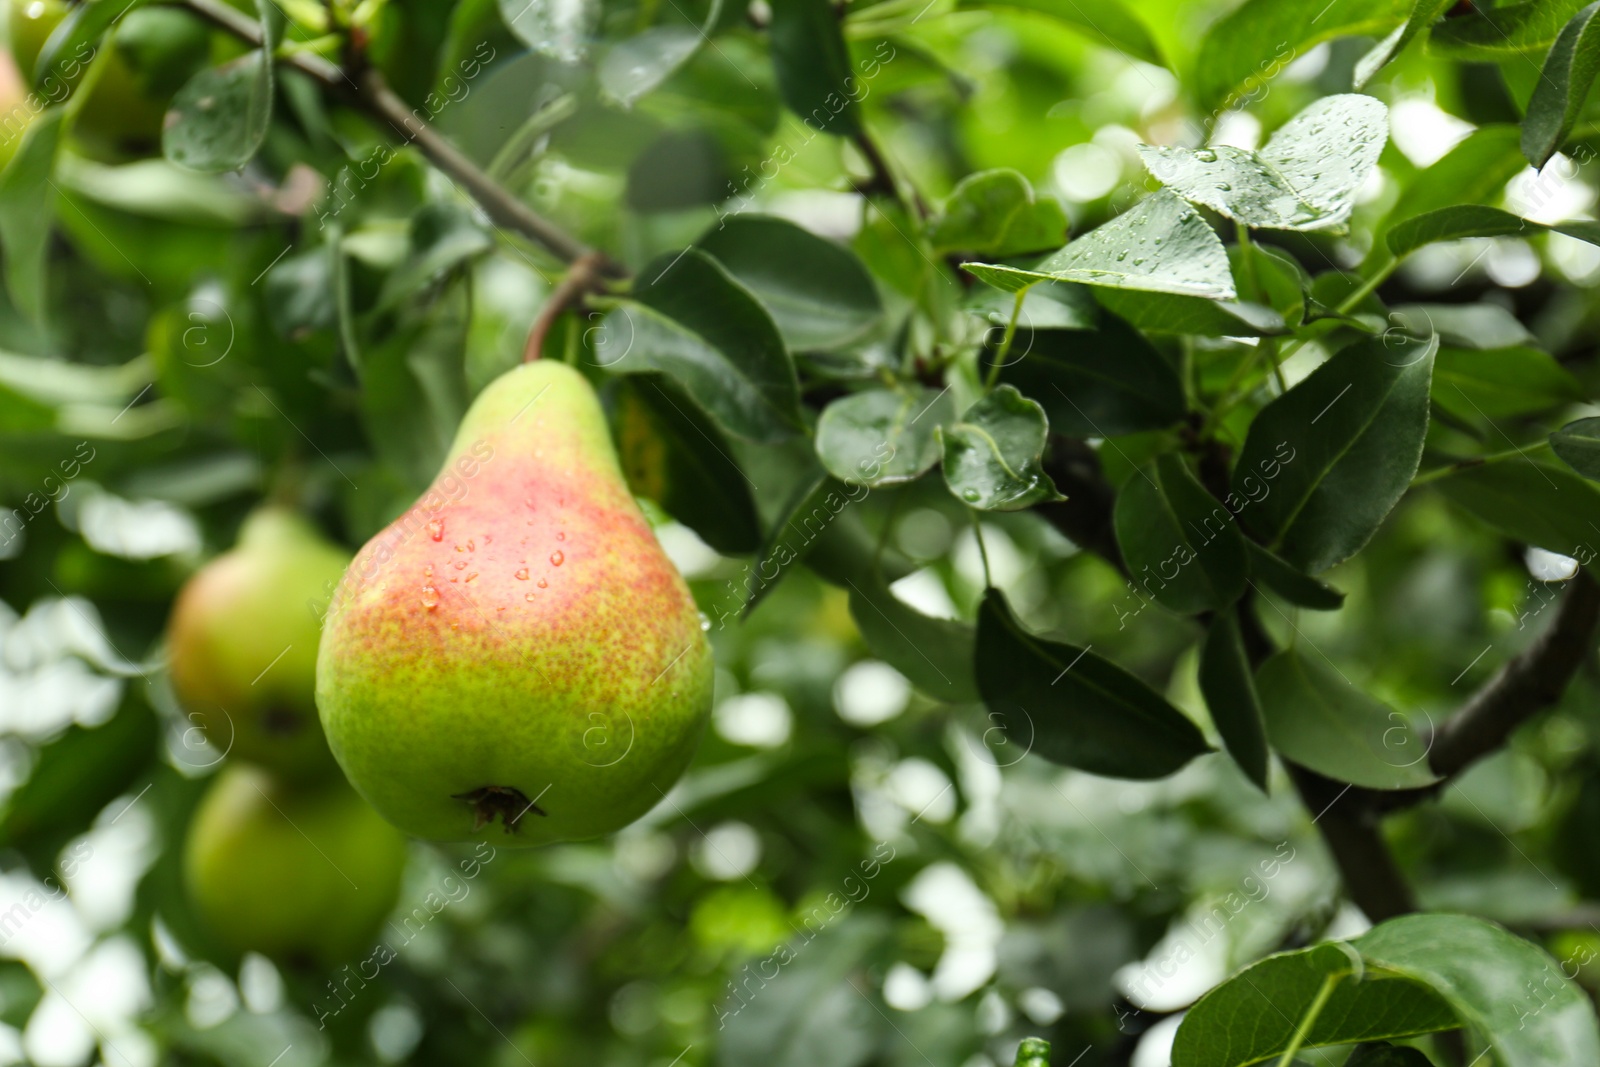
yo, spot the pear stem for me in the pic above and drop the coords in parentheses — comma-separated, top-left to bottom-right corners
(524, 252, 610, 363)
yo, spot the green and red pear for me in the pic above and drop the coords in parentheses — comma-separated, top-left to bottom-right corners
(315, 360, 713, 846)
(167, 507, 350, 779)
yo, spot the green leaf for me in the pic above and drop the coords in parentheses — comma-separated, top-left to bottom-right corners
(612, 374, 761, 555)
(1091, 289, 1285, 336)
(928, 169, 1069, 257)
(975, 588, 1211, 779)
(1390, 303, 1533, 350)
(965, 190, 1237, 300)
(594, 249, 802, 444)
(374, 204, 494, 316)
(163, 50, 274, 172)
(1365, 125, 1526, 272)
(1199, 607, 1270, 791)
(939, 385, 1063, 510)
(0, 107, 64, 322)
(698, 216, 883, 351)
(359, 281, 470, 489)
(1386, 204, 1600, 257)
(1013, 1037, 1053, 1067)
(1139, 95, 1389, 233)
(600, 26, 701, 107)
(32, 0, 145, 86)
(816, 386, 953, 488)
(985, 315, 1185, 437)
(1356, 913, 1600, 1065)
(1256, 649, 1440, 790)
(1430, 0, 1591, 60)
(1170, 942, 1458, 1067)
(497, 0, 598, 62)
(953, 0, 1161, 64)
(1553, 417, 1600, 479)
(1234, 334, 1436, 574)
(847, 570, 978, 703)
(1434, 347, 1585, 422)
(1523, 2, 1600, 166)
(1354, 0, 1455, 87)
(1193, 0, 1407, 111)
(768, 0, 861, 135)
(1247, 541, 1347, 611)
(1114, 453, 1247, 613)
(968, 281, 1099, 333)
(1437, 458, 1600, 562)
(1344, 1046, 1437, 1067)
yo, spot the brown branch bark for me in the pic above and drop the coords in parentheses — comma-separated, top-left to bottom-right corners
(523, 252, 608, 363)
(1428, 569, 1600, 779)
(182, 0, 620, 274)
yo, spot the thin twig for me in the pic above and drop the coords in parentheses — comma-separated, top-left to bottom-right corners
(523, 252, 608, 363)
(181, 0, 618, 273)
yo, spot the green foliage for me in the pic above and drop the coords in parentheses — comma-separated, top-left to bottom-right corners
(7, 0, 1600, 1064)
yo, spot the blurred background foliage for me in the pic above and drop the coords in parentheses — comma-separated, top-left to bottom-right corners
(2, 0, 1600, 1065)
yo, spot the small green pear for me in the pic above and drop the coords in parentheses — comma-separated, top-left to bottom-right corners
(316, 361, 713, 846)
(184, 763, 408, 967)
(167, 507, 350, 779)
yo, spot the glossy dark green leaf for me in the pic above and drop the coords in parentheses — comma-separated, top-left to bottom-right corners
(1553, 417, 1600, 479)
(163, 51, 274, 172)
(816, 386, 954, 488)
(1256, 649, 1440, 789)
(1343, 1046, 1437, 1067)
(1436, 458, 1600, 562)
(698, 216, 883, 351)
(1234, 334, 1436, 574)
(1139, 95, 1388, 233)
(612, 374, 761, 555)
(928, 169, 1069, 257)
(1354, 0, 1455, 86)
(1365, 125, 1525, 272)
(1357, 914, 1600, 1065)
(1430, 0, 1591, 60)
(953, 0, 1160, 64)
(986, 315, 1185, 437)
(742, 471, 862, 615)
(965, 190, 1237, 301)
(1170, 941, 1457, 1067)
(1386, 204, 1600, 257)
(847, 570, 977, 703)
(768, 0, 860, 135)
(1199, 607, 1270, 791)
(1247, 541, 1346, 611)
(975, 588, 1210, 779)
(0, 107, 64, 322)
(968, 281, 1099, 333)
(594, 249, 802, 443)
(1091, 289, 1285, 336)
(1523, 2, 1600, 166)
(940, 385, 1063, 511)
(1193, 0, 1406, 111)
(1114, 453, 1247, 613)
(1434, 347, 1585, 421)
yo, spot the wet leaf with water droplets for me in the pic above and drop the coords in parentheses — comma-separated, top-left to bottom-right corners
(938, 385, 1063, 511)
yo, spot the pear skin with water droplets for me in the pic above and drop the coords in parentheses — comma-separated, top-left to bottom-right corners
(315, 361, 713, 845)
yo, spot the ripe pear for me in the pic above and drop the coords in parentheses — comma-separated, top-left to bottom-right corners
(316, 361, 713, 846)
(184, 763, 407, 967)
(167, 507, 350, 779)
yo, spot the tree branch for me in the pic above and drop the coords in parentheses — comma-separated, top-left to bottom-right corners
(1428, 569, 1600, 779)
(182, 0, 619, 273)
(523, 252, 608, 363)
